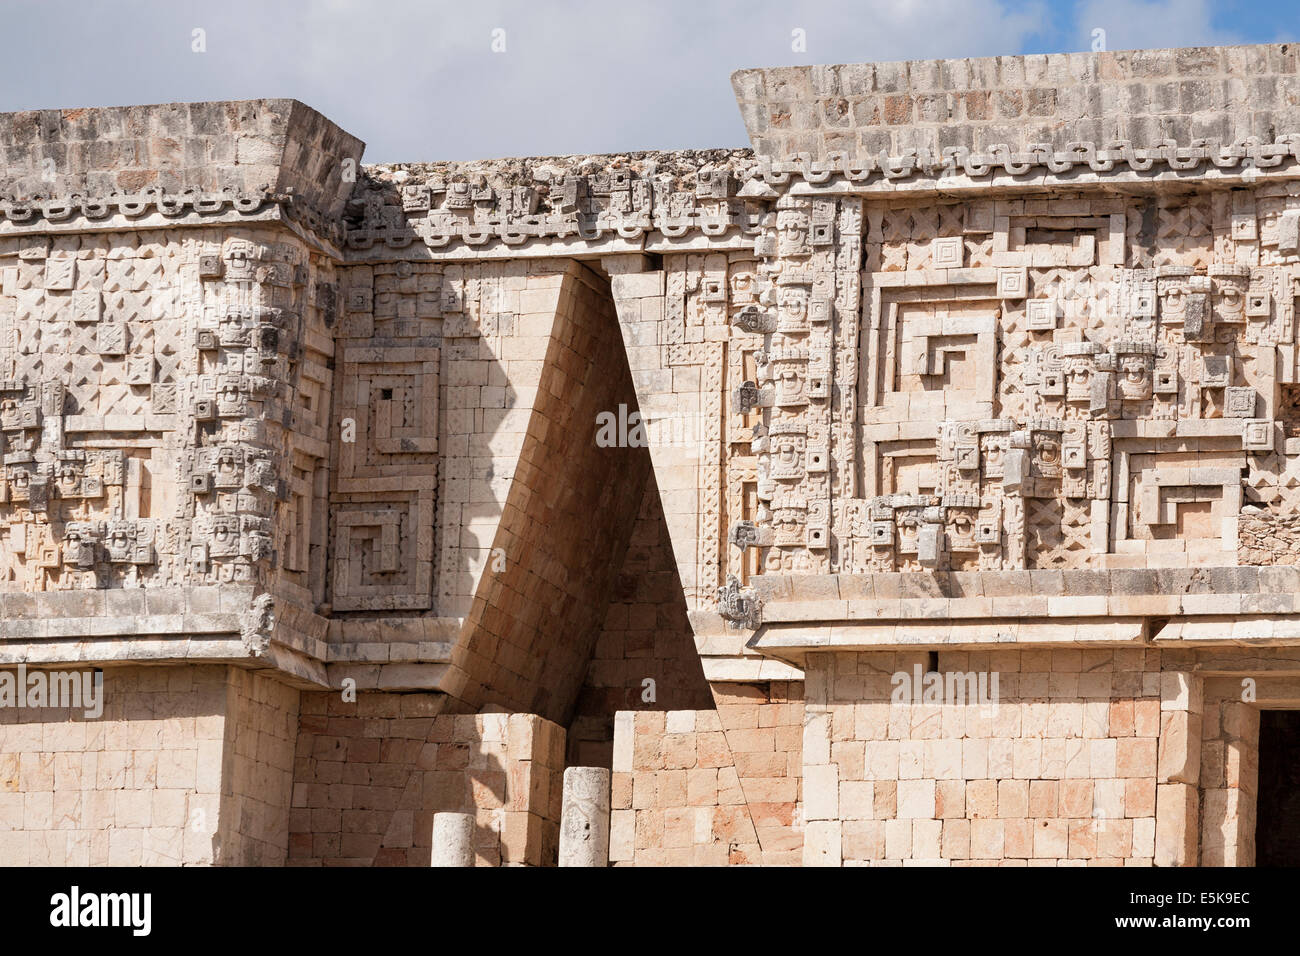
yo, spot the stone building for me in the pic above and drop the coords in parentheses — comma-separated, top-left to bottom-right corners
(1, 42, 1299, 866)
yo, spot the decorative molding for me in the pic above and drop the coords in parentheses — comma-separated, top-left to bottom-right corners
(756, 136, 1300, 188)
(0, 185, 347, 249)
(344, 169, 766, 253)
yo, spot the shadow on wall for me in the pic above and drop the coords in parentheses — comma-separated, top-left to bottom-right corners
(326, 172, 523, 649)
(567, 464, 716, 769)
(443, 262, 659, 729)
(289, 697, 562, 867)
(336, 179, 649, 729)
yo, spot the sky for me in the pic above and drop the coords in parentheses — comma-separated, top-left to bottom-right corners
(0, 0, 1296, 163)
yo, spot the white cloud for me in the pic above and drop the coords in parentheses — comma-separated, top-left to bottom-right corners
(1073, 0, 1243, 52)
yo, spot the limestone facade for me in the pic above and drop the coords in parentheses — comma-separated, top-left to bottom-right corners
(2, 44, 1300, 865)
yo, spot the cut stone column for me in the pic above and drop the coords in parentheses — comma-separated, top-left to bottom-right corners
(431, 812, 475, 867)
(558, 766, 611, 867)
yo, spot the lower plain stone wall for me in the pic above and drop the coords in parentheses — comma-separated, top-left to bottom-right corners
(611, 710, 760, 866)
(802, 649, 1161, 866)
(218, 668, 301, 866)
(0, 664, 236, 865)
(0, 652, 1238, 868)
(712, 681, 805, 864)
(290, 695, 565, 866)
(609, 694, 805, 866)
(1, 661, 796, 867)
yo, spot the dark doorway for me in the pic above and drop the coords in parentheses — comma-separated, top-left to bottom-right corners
(1256, 710, 1300, 866)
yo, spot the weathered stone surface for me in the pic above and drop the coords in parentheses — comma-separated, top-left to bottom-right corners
(430, 812, 474, 867)
(3, 42, 1300, 869)
(558, 766, 610, 867)
(732, 45, 1300, 164)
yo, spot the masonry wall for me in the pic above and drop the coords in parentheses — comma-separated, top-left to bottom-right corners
(217, 668, 300, 865)
(290, 697, 564, 866)
(611, 710, 758, 866)
(712, 680, 805, 864)
(610, 686, 804, 866)
(0, 665, 233, 865)
(6, 49, 1300, 869)
(802, 649, 1161, 866)
(445, 263, 652, 723)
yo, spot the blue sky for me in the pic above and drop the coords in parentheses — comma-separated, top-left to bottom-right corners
(0, 0, 1296, 162)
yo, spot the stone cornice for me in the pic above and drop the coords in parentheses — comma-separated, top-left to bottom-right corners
(12, 136, 1289, 262)
(752, 136, 1300, 190)
(738, 568, 1300, 658)
(343, 169, 765, 258)
(341, 135, 1300, 260)
(0, 185, 347, 253)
